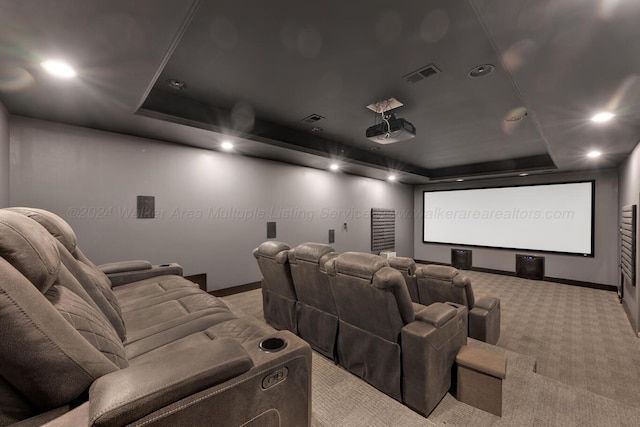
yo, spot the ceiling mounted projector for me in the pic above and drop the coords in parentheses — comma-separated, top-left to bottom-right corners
(366, 113, 416, 144)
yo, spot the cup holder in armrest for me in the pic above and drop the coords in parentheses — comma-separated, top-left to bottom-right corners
(259, 337, 287, 353)
(158, 263, 171, 267)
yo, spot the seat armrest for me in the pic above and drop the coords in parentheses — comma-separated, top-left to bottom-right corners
(415, 302, 456, 327)
(89, 338, 252, 427)
(98, 260, 152, 274)
(43, 331, 312, 427)
(469, 296, 501, 344)
(106, 263, 184, 287)
(474, 295, 499, 311)
(401, 305, 468, 416)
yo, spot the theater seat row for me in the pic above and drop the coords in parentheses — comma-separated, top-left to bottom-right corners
(253, 241, 469, 416)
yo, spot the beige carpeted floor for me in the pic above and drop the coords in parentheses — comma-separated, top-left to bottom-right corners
(221, 271, 640, 426)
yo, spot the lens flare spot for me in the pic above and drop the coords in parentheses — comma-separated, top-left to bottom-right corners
(0, 66, 34, 91)
(420, 9, 449, 43)
(230, 101, 255, 132)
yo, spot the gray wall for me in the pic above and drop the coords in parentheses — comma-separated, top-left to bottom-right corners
(414, 169, 619, 286)
(0, 101, 9, 207)
(9, 117, 414, 290)
(618, 142, 640, 334)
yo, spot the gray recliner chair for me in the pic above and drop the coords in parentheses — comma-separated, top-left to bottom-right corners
(288, 243, 339, 360)
(326, 252, 468, 416)
(416, 264, 501, 345)
(253, 241, 298, 333)
(387, 256, 420, 303)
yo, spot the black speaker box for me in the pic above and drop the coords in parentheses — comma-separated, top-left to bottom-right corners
(451, 249, 472, 270)
(266, 222, 277, 239)
(516, 254, 545, 280)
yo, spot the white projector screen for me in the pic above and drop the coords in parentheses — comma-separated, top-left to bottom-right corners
(423, 181, 594, 256)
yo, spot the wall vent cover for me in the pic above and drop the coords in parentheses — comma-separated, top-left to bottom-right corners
(403, 64, 440, 83)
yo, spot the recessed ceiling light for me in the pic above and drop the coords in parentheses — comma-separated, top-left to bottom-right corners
(587, 150, 602, 158)
(311, 127, 323, 133)
(590, 112, 614, 123)
(468, 64, 494, 78)
(330, 163, 339, 171)
(519, 173, 529, 176)
(167, 79, 186, 90)
(40, 59, 77, 78)
(388, 175, 396, 182)
(456, 179, 464, 182)
(221, 141, 234, 151)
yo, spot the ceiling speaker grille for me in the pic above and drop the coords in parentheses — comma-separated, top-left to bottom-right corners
(403, 64, 440, 83)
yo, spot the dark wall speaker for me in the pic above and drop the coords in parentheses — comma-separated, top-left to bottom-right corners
(137, 195, 155, 219)
(451, 249, 472, 270)
(516, 254, 545, 280)
(266, 222, 277, 239)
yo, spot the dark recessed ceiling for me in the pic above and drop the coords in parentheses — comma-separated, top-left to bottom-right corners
(2, 0, 640, 184)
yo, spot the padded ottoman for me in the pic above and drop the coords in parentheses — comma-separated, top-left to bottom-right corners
(455, 345, 507, 416)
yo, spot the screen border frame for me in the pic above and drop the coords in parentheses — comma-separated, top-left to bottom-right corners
(421, 180, 596, 257)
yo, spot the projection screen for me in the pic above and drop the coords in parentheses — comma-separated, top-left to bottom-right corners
(422, 181, 594, 256)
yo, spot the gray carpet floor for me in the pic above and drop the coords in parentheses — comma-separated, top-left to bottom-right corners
(221, 271, 640, 426)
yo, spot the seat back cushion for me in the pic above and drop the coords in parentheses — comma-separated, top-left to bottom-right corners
(289, 243, 337, 313)
(326, 252, 410, 400)
(327, 252, 413, 342)
(387, 256, 420, 302)
(0, 259, 121, 417)
(59, 246, 126, 340)
(0, 259, 126, 415)
(253, 241, 297, 300)
(45, 283, 128, 369)
(0, 211, 124, 419)
(6, 208, 127, 340)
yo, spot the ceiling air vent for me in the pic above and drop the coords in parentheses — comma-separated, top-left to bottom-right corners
(301, 114, 324, 123)
(403, 64, 440, 83)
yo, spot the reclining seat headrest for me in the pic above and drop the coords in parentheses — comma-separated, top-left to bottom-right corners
(417, 265, 470, 288)
(416, 264, 474, 307)
(253, 241, 291, 263)
(325, 252, 388, 280)
(288, 242, 334, 265)
(387, 256, 417, 276)
(0, 210, 60, 293)
(6, 207, 78, 255)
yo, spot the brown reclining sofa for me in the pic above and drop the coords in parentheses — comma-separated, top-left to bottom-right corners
(0, 208, 311, 427)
